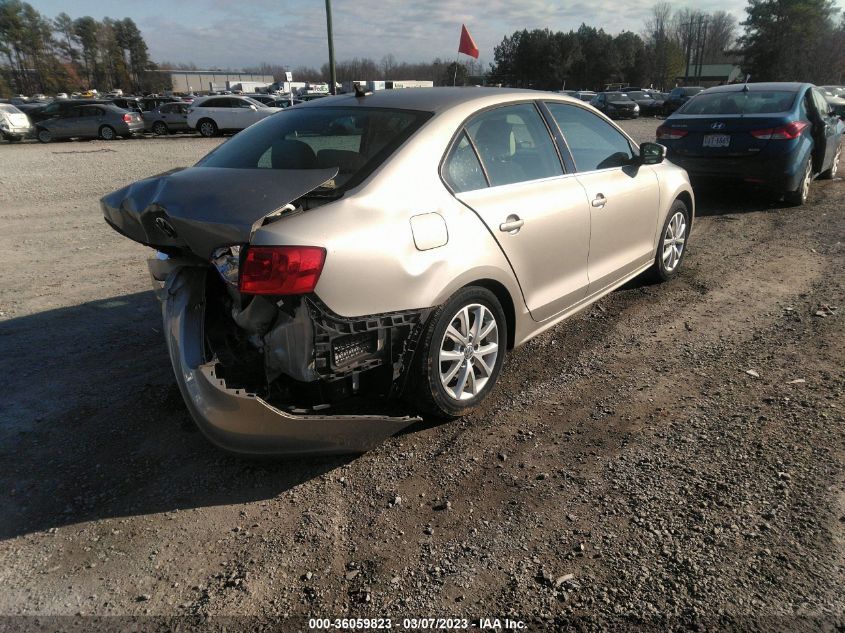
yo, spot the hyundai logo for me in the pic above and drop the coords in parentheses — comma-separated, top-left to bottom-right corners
(711, 122, 726, 130)
(154, 217, 177, 238)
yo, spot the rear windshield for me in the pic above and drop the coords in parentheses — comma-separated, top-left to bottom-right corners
(196, 106, 432, 193)
(679, 91, 796, 115)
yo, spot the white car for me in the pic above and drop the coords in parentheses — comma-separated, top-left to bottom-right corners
(0, 103, 32, 141)
(187, 95, 282, 137)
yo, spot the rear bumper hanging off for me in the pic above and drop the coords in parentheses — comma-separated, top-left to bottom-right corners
(152, 258, 420, 455)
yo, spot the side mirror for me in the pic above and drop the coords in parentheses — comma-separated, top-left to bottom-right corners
(249, 104, 257, 111)
(639, 142, 666, 165)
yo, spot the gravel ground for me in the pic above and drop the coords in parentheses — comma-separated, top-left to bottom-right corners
(0, 119, 843, 632)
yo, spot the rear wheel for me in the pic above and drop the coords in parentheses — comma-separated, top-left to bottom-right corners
(819, 143, 840, 180)
(36, 127, 52, 143)
(198, 119, 218, 137)
(152, 121, 168, 136)
(99, 125, 116, 141)
(411, 286, 507, 418)
(784, 157, 812, 206)
(651, 199, 690, 281)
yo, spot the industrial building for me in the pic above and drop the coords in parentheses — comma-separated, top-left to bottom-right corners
(148, 70, 274, 94)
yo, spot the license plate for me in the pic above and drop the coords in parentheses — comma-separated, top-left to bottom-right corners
(703, 134, 730, 148)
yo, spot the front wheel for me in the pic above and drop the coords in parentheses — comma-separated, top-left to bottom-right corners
(819, 143, 840, 180)
(411, 287, 507, 418)
(198, 119, 218, 137)
(36, 127, 52, 143)
(652, 199, 690, 281)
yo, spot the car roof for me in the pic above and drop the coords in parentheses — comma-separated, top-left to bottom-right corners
(701, 82, 810, 94)
(294, 87, 557, 113)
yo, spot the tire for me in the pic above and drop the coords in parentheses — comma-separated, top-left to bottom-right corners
(819, 142, 841, 180)
(99, 125, 116, 141)
(784, 156, 812, 206)
(36, 127, 52, 143)
(411, 286, 507, 418)
(651, 199, 690, 282)
(198, 119, 218, 138)
(152, 121, 168, 136)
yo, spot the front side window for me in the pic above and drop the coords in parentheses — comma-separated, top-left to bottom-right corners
(443, 131, 487, 193)
(197, 106, 431, 193)
(546, 102, 634, 172)
(465, 103, 563, 187)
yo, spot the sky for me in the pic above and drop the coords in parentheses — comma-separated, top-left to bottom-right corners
(32, 0, 770, 70)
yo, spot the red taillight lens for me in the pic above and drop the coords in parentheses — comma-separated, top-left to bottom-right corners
(656, 125, 688, 140)
(750, 120, 808, 140)
(123, 113, 132, 122)
(238, 246, 326, 295)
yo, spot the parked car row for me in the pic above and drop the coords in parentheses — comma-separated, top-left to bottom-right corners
(657, 82, 843, 206)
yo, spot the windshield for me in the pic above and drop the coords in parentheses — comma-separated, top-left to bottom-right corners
(606, 93, 632, 101)
(679, 91, 796, 115)
(626, 91, 650, 99)
(196, 106, 432, 192)
(0, 104, 23, 114)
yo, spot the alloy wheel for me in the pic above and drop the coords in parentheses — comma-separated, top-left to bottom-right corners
(100, 126, 115, 140)
(662, 211, 687, 273)
(199, 121, 216, 137)
(438, 304, 499, 401)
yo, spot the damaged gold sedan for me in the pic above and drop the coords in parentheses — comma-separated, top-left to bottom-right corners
(104, 88, 694, 454)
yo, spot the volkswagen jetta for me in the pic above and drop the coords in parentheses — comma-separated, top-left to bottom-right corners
(103, 88, 694, 454)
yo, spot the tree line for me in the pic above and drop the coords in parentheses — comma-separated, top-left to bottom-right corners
(0, 0, 154, 95)
(2, 0, 843, 98)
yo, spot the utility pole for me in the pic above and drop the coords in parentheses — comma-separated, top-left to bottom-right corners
(325, 0, 337, 95)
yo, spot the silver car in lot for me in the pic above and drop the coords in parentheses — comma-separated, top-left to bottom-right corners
(142, 101, 191, 135)
(103, 88, 694, 455)
(36, 103, 144, 142)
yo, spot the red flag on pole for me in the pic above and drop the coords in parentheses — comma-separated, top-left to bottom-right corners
(458, 24, 479, 58)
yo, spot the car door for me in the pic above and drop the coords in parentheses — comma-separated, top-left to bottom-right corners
(171, 103, 189, 130)
(234, 98, 261, 128)
(445, 102, 591, 322)
(809, 88, 839, 171)
(54, 105, 85, 138)
(545, 102, 660, 295)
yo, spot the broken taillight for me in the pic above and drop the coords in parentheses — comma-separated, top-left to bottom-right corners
(238, 246, 326, 295)
(656, 125, 688, 140)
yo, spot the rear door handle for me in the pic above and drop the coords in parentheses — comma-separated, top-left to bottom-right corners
(591, 194, 607, 208)
(499, 215, 524, 233)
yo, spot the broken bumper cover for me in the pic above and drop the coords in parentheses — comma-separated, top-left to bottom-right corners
(153, 259, 420, 455)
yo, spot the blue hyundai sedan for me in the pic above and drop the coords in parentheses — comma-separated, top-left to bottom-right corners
(656, 82, 843, 205)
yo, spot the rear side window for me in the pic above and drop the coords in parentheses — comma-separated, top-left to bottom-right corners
(199, 98, 226, 108)
(443, 132, 487, 193)
(465, 103, 563, 187)
(546, 103, 633, 172)
(197, 106, 431, 192)
(679, 91, 796, 115)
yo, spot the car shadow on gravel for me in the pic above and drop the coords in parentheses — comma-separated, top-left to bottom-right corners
(0, 291, 351, 540)
(691, 183, 786, 217)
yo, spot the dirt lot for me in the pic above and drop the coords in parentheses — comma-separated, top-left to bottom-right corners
(0, 119, 843, 631)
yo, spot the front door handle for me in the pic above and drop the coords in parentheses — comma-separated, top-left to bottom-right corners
(591, 194, 607, 208)
(499, 215, 524, 234)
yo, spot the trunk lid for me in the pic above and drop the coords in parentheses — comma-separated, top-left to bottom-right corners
(664, 114, 792, 158)
(102, 166, 338, 259)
